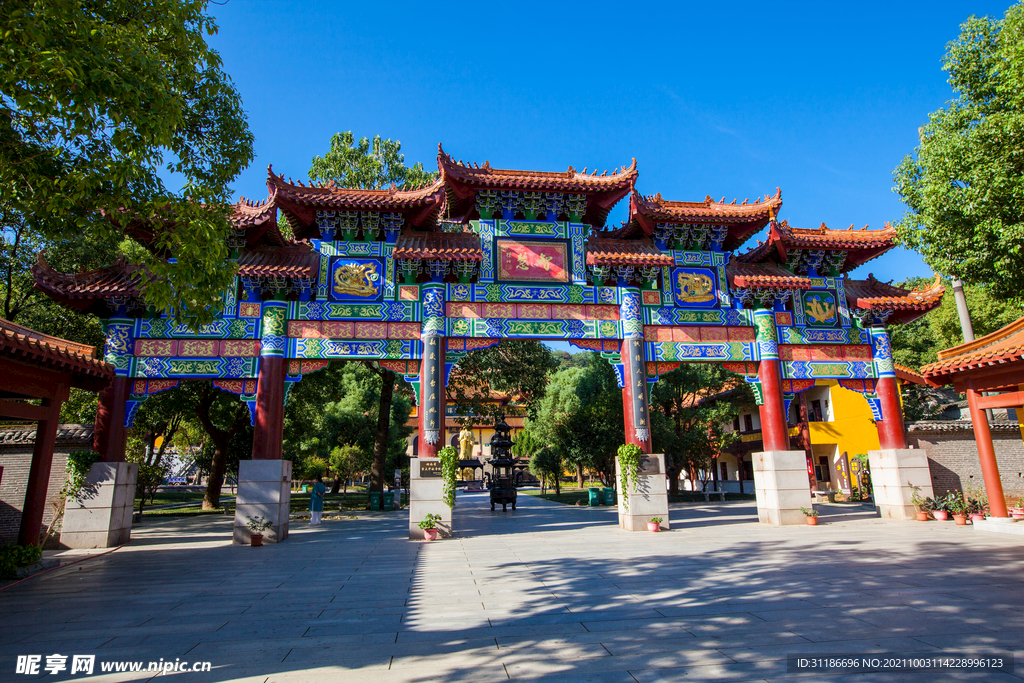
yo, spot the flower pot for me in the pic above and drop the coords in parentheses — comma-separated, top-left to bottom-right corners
(970, 513, 985, 522)
(647, 522, 660, 532)
(916, 511, 929, 522)
(1012, 512, 1024, 521)
(806, 516, 819, 526)
(933, 510, 949, 521)
(953, 513, 968, 525)
(423, 528, 438, 541)
(251, 534, 263, 547)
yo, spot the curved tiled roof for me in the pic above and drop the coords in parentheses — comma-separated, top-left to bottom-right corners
(393, 230, 483, 262)
(921, 315, 1024, 383)
(32, 254, 144, 316)
(438, 144, 636, 227)
(585, 238, 673, 267)
(0, 424, 94, 446)
(0, 318, 113, 384)
(844, 274, 944, 324)
(630, 188, 782, 251)
(237, 246, 319, 280)
(726, 262, 812, 290)
(739, 220, 898, 272)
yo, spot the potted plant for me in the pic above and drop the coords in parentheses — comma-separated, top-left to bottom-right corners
(246, 515, 273, 546)
(648, 517, 663, 532)
(948, 491, 968, 525)
(909, 482, 930, 522)
(931, 494, 950, 521)
(419, 513, 442, 541)
(800, 506, 819, 526)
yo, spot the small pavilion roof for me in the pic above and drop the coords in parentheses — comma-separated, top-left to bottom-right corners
(268, 166, 446, 239)
(438, 144, 636, 227)
(237, 245, 319, 280)
(894, 364, 927, 386)
(393, 230, 483, 262)
(726, 262, 813, 290)
(843, 274, 944, 324)
(629, 189, 783, 251)
(738, 220, 898, 273)
(585, 238, 673, 268)
(921, 315, 1024, 388)
(0, 317, 113, 388)
(32, 254, 144, 317)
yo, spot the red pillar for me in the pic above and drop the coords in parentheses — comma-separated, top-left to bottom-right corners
(19, 399, 61, 546)
(757, 359, 790, 452)
(966, 386, 1009, 518)
(875, 376, 907, 450)
(251, 356, 286, 460)
(94, 376, 130, 462)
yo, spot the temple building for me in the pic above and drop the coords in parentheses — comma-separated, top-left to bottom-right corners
(33, 144, 945, 543)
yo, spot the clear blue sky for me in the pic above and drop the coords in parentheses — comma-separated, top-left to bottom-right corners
(208, 0, 1012, 286)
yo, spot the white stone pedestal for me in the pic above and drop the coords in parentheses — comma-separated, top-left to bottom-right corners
(61, 462, 137, 549)
(233, 459, 291, 544)
(752, 450, 813, 525)
(616, 453, 669, 531)
(409, 457, 452, 540)
(868, 449, 934, 521)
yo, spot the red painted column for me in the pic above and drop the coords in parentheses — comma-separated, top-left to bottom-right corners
(94, 376, 130, 462)
(757, 359, 790, 452)
(19, 399, 61, 546)
(966, 386, 1009, 518)
(875, 376, 908, 450)
(251, 356, 286, 460)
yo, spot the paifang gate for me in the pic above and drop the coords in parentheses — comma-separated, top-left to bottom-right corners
(33, 144, 945, 544)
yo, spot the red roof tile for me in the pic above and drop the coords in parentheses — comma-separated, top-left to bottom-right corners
(630, 189, 782, 251)
(0, 317, 113, 385)
(727, 262, 813, 290)
(739, 220, 897, 272)
(438, 144, 636, 227)
(237, 246, 319, 280)
(922, 315, 1024, 383)
(585, 238, 672, 268)
(843, 274, 944, 325)
(393, 230, 483, 262)
(32, 254, 144, 316)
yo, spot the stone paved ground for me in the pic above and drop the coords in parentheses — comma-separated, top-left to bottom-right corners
(2, 493, 1023, 683)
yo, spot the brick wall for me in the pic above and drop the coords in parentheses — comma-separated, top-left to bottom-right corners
(0, 425, 92, 544)
(907, 421, 1024, 502)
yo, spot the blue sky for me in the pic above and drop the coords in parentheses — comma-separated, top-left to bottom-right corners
(208, 0, 1011, 286)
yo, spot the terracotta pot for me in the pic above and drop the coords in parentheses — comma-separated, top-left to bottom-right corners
(933, 510, 949, 521)
(806, 516, 819, 526)
(424, 528, 438, 541)
(916, 511, 929, 522)
(970, 513, 985, 522)
(251, 534, 263, 547)
(1012, 512, 1024, 521)
(953, 514, 968, 526)
(647, 522, 660, 532)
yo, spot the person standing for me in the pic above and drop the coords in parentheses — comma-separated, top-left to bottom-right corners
(309, 475, 326, 526)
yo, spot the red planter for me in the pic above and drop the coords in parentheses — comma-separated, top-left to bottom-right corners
(423, 528, 438, 541)
(953, 514, 968, 526)
(806, 516, 819, 526)
(916, 512, 929, 522)
(970, 513, 985, 522)
(647, 522, 660, 532)
(251, 534, 263, 547)
(933, 511, 950, 521)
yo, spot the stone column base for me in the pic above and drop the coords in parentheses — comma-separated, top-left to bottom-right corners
(409, 458, 452, 539)
(752, 450, 813, 525)
(868, 449, 933, 521)
(616, 454, 669, 531)
(61, 462, 137, 549)
(233, 459, 291, 544)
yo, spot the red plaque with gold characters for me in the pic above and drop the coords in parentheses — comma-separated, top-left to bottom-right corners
(495, 239, 570, 283)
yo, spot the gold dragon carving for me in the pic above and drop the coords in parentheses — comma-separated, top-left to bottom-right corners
(333, 262, 380, 297)
(675, 271, 716, 303)
(806, 297, 836, 324)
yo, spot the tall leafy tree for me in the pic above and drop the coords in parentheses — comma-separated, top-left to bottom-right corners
(893, 2, 1024, 299)
(650, 364, 751, 495)
(1, 0, 254, 324)
(309, 132, 437, 189)
(447, 340, 559, 422)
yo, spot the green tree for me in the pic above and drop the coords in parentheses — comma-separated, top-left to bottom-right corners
(529, 447, 563, 496)
(892, 3, 1024, 300)
(650, 364, 751, 495)
(309, 132, 437, 189)
(448, 340, 559, 423)
(1, 0, 254, 324)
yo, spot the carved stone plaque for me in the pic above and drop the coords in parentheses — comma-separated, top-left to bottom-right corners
(418, 460, 443, 478)
(638, 456, 661, 475)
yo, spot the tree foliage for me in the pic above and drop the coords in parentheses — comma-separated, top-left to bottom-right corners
(649, 364, 751, 494)
(448, 340, 559, 423)
(0, 0, 254, 324)
(892, 3, 1024, 299)
(309, 132, 436, 190)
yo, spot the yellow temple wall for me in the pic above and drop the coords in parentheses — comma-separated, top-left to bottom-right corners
(807, 379, 882, 456)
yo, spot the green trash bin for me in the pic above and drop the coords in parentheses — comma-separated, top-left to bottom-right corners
(383, 491, 394, 511)
(368, 491, 382, 510)
(588, 488, 602, 506)
(301, 485, 308, 493)
(603, 487, 615, 506)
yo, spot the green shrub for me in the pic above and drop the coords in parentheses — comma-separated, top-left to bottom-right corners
(0, 544, 43, 580)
